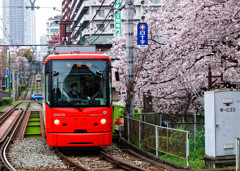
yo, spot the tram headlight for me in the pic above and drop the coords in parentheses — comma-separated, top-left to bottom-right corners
(54, 119, 60, 125)
(100, 119, 107, 125)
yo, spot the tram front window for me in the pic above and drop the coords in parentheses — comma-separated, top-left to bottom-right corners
(51, 59, 110, 107)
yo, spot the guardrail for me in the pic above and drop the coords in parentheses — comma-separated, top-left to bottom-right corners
(119, 115, 190, 167)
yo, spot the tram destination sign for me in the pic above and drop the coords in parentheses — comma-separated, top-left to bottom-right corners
(137, 23, 148, 48)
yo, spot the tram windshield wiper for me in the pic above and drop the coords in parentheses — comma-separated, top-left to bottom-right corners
(69, 102, 83, 111)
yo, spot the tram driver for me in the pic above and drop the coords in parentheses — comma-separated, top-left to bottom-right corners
(68, 82, 81, 98)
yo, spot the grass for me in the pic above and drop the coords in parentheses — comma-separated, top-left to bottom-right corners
(0, 101, 19, 113)
(18, 89, 26, 100)
(159, 152, 205, 169)
(128, 128, 206, 170)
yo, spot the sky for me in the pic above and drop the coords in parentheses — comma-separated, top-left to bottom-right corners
(35, 0, 61, 44)
(0, 0, 62, 44)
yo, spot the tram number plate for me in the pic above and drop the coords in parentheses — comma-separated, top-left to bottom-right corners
(54, 113, 66, 116)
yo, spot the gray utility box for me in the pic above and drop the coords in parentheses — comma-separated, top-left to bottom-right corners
(205, 91, 240, 157)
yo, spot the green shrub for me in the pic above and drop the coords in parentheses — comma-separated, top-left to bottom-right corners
(4, 89, 9, 93)
(20, 85, 26, 91)
(142, 132, 186, 158)
(2, 97, 12, 105)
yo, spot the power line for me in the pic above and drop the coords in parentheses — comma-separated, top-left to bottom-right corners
(91, 7, 115, 35)
(0, 16, 17, 46)
(89, 2, 125, 44)
(72, 0, 117, 40)
(82, 0, 107, 30)
(0, 44, 49, 46)
(0, 6, 61, 9)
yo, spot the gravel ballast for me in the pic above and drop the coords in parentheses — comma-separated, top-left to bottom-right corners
(8, 138, 68, 170)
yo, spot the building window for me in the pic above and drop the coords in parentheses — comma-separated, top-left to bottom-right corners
(110, 24, 114, 28)
(151, 0, 160, 3)
(51, 22, 59, 27)
(50, 29, 59, 33)
(98, 10, 104, 18)
(96, 24, 105, 32)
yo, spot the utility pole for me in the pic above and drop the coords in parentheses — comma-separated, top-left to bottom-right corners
(207, 64, 224, 90)
(7, 50, 11, 98)
(125, 0, 135, 115)
(29, 0, 36, 10)
(12, 69, 15, 102)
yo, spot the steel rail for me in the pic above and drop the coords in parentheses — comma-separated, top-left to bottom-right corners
(100, 151, 148, 171)
(0, 103, 20, 125)
(56, 148, 148, 171)
(0, 103, 22, 143)
(30, 76, 35, 100)
(55, 148, 91, 171)
(14, 103, 31, 140)
(22, 74, 33, 100)
(0, 103, 30, 171)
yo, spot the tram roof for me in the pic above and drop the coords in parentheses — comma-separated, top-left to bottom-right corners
(44, 53, 111, 64)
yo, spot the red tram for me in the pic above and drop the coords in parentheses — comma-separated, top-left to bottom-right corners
(43, 52, 113, 147)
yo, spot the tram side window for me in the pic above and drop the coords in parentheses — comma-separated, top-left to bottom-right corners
(45, 73, 50, 104)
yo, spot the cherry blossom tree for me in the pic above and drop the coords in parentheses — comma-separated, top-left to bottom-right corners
(110, 0, 240, 121)
(15, 56, 29, 75)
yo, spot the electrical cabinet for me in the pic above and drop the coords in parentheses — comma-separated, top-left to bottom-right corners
(205, 91, 240, 157)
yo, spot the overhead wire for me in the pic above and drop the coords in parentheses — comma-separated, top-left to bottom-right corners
(0, 16, 17, 46)
(90, 4, 115, 35)
(81, 0, 107, 30)
(89, 0, 125, 44)
(72, 1, 116, 38)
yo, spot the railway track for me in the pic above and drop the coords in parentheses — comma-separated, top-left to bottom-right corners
(0, 103, 30, 170)
(22, 74, 37, 101)
(22, 75, 33, 101)
(56, 147, 164, 171)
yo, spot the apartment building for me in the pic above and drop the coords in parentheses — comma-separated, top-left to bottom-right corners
(46, 15, 61, 43)
(60, 0, 163, 48)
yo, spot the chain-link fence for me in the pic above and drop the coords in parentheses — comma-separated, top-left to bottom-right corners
(132, 113, 205, 158)
(172, 122, 205, 154)
(120, 116, 190, 167)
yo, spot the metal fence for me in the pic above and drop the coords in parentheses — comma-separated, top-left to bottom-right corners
(134, 113, 205, 155)
(172, 122, 205, 153)
(236, 137, 240, 171)
(119, 116, 190, 167)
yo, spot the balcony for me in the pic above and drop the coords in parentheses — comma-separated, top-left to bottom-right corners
(90, 0, 114, 7)
(71, 0, 80, 10)
(73, 1, 89, 22)
(82, 25, 114, 36)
